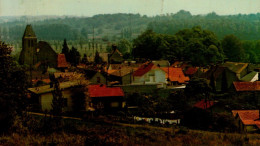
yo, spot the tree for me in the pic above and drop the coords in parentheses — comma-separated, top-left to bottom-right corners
(167, 90, 189, 112)
(81, 27, 88, 40)
(94, 51, 103, 64)
(132, 29, 165, 60)
(51, 81, 64, 131)
(81, 54, 88, 65)
(0, 42, 28, 133)
(117, 39, 132, 54)
(222, 34, 245, 62)
(175, 26, 223, 66)
(62, 39, 70, 62)
(132, 27, 223, 65)
(185, 77, 211, 101)
(69, 46, 80, 66)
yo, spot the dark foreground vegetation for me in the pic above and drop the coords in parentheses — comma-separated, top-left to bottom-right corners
(1, 115, 259, 146)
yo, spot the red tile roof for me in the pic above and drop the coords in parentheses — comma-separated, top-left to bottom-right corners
(233, 81, 260, 91)
(232, 110, 260, 125)
(88, 84, 124, 97)
(32, 79, 51, 84)
(133, 62, 154, 76)
(194, 99, 215, 109)
(57, 54, 68, 68)
(185, 67, 198, 75)
(161, 67, 189, 83)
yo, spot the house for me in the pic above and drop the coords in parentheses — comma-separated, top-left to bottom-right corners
(89, 71, 107, 85)
(108, 45, 123, 64)
(108, 67, 137, 85)
(204, 66, 238, 92)
(88, 84, 125, 111)
(222, 62, 249, 79)
(107, 63, 141, 70)
(232, 110, 260, 132)
(132, 62, 166, 88)
(161, 67, 189, 85)
(240, 71, 258, 82)
(28, 81, 84, 112)
(87, 53, 109, 63)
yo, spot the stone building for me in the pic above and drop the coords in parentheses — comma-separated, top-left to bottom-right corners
(19, 25, 57, 69)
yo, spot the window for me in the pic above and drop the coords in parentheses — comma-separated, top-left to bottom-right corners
(111, 102, 119, 108)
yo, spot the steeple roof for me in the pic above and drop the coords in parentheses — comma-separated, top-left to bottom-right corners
(23, 25, 36, 38)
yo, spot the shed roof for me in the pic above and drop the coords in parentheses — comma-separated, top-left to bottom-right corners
(233, 81, 260, 91)
(222, 62, 248, 74)
(161, 67, 189, 83)
(88, 84, 124, 97)
(28, 81, 80, 94)
(194, 99, 215, 109)
(109, 67, 137, 77)
(232, 110, 259, 125)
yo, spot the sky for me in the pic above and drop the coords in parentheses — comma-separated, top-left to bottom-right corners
(1, 0, 260, 17)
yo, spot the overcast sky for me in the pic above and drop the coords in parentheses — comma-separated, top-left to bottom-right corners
(1, 0, 260, 17)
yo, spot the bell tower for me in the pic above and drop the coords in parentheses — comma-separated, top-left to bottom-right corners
(19, 24, 37, 66)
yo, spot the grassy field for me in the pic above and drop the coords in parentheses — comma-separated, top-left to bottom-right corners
(1, 116, 260, 146)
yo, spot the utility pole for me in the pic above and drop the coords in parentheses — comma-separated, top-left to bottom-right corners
(92, 26, 95, 57)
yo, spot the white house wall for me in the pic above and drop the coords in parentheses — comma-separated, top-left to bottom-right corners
(133, 69, 166, 84)
(40, 90, 73, 112)
(251, 73, 259, 82)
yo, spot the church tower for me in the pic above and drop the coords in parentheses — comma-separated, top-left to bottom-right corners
(19, 25, 37, 66)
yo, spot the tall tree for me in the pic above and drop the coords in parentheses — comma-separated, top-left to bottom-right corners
(0, 42, 28, 133)
(81, 54, 88, 65)
(51, 80, 64, 131)
(222, 34, 245, 62)
(132, 29, 164, 60)
(94, 51, 103, 64)
(117, 39, 132, 54)
(69, 46, 80, 66)
(175, 26, 223, 66)
(61, 39, 70, 62)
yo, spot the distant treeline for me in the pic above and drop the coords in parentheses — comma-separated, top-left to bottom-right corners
(148, 10, 260, 40)
(1, 11, 260, 43)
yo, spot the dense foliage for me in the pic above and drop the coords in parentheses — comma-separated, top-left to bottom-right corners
(62, 39, 81, 66)
(0, 42, 27, 133)
(132, 27, 224, 65)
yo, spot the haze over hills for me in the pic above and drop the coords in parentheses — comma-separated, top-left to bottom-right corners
(1, 10, 260, 45)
